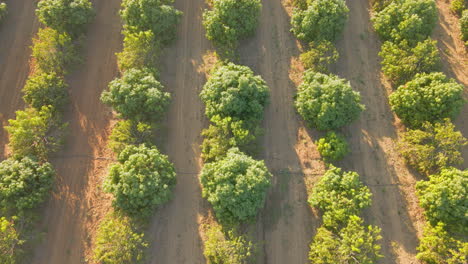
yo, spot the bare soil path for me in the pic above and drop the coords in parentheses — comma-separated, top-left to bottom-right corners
(31, 0, 121, 263)
(0, 0, 38, 158)
(146, 0, 208, 263)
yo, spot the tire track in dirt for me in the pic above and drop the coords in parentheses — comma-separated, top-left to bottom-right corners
(239, 1, 318, 263)
(0, 0, 38, 158)
(336, 0, 424, 263)
(30, 0, 121, 263)
(146, 0, 207, 263)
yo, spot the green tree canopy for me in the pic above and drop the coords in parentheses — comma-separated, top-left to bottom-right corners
(309, 166, 371, 229)
(120, 0, 182, 45)
(316, 132, 349, 162)
(103, 144, 176, 217)
(93, 213, 148, 264)
(461, 10, 468, 44)
(200, 148, 272, 225)
(372, 0, 437, 45)
(416, 168, 468, 234)
(389, 72, 465, 128)
(0, 156, 54, 214)
(116, 30, 160, 73)
(101, 68, 171, 123)
(398, 120, 467, 175)
(0, 3, 7, 23)
(108, 120, 155, 155)
(379, 38, 441, 86)
(36, 0, 94, 36)
(295, 71, 365, 131)
(308, 216, 383, 264)
(23, 71, 68, 111)
(0, 217, 24, 264)
(291, 0, 349, 42)
(300, 40, 339, 73)
(203, 0, 261, 49)
(6, 106, 65, 160)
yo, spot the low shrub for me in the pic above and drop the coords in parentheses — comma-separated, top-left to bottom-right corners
(204, 224, 254, 264)
(291, 0, 349, 42)
(309, 216, 383, 264)
(309, 166, 371, 229)
(300, 40, 339, 73)
(389, 72, 465, 128)
(450, 0, 465, 16)
(316, 132, 349, 162)
(93, 213, 148, 264)
(6, 106, 65, 159)
(116, 30, 160, 73)
(398, 120, 467, 175)
(295, 71, 365, 131)
(416, 168, 468, 234)
(461, 10, 468, 43)
(23, 72, 68, 111)
(200, 148, 271, 225)
(31, 27, 80, 74)
(0, 217, 24, 264)
(108, 120, 155, 154)
(36, 0, 94, 36)
(103, 144, 176, 217)
(379, 38, 441, 86)
(0, 156, 54, 214)
(101, 68, 171, 123)
(0, 3, 7, 22)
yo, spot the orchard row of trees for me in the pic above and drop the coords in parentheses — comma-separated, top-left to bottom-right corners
(91, 0, 182, 263)
(199, 1, 273, 263)
(290, 0, 384, 263)
(372, 0, 467, 263)
(0, 1, 94, 263)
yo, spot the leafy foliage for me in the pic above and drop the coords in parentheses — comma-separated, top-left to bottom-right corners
(101, 68, 171, 123)
(103, 144, 176, 217)
(308, 216, 383, 264)
(309, 166, 372, 229)
(316, 132, 349, 162)
(398, 120, 467, 175)
(120, 0, 182, 45)
(203, 0, 261, 50)
(0, 156, 54, 214)
(389, 72, 464, 128)
(461, 10, 468, 43)
(200, 63, 269, 144)
(0, 217, 24, 264)
(450, 0, 465, 16)
(36, 0, 94, 36)
(295, 71, 365, 131)
(416, 168, 468, 234)
(300, 40, 339, 73)
(6, 106, 65, 159)
(204, 224, 254, 264)
(108, 120, 155, 155)
(417, 222, 468, 264)
(372, 0, 437, 45)
(291, 0, 349, 42)
(93, 213, 148, 264)
(371, 0, 394, 12)
(379, 38, 441, 86)
(31, 27, 80, 74)
(0, 3, 6, 22)
(200, 148, 272, 225)
(116, 30, 160, 73)
(23, 72, 68, 111)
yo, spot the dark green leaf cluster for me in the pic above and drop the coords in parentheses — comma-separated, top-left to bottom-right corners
(372, 0, 437, 45)
(379, 38, 441, 86)
(93, 213, 148, 264)
(103, 144, 176, 217)
(416, 168, 468, 234)
(316, 132, 349, 162)
(398, 120, 467, 175)
(200, 148, 272, 225)
(116, 30, 161, 73)
(0, 156, 54, 214)
(309, 166, 372, 229)
(23, 72, 68, 111)
(300, 40, 339, 73)
(309, 216, 383, 264)
(291, 0, 349, 42)
(203, 224, 254, 264)
(203, 0, 261, 50)
(108, 120, 155, 155)
(36, 0, 94, 36)
(0, 217, 24, 264)
(295, 71, 365, 131)
(101, 68, 171, 123)
(389, 72, 465, 128)
(120, 0, 182, 45)
(461, 10, 468, 44)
